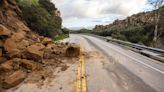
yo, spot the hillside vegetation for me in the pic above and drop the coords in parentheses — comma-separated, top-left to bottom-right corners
(93, 6, 164, 49)
(17, 0, 62, 38)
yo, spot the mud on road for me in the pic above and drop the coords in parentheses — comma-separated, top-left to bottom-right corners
(6, 57, 79, 92)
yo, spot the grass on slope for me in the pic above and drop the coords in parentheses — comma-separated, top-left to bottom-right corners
(17, 0, 39, 6)
(53, 35, 69, 41)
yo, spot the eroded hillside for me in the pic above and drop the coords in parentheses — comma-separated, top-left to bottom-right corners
(0, 0, 79, 91)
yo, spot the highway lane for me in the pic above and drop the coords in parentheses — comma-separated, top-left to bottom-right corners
(70, 34, 164, 92)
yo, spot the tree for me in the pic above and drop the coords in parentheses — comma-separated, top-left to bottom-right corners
(39, 0, 57, 14)
(149, 0, 164, 47)
(17, 0, 62, 38)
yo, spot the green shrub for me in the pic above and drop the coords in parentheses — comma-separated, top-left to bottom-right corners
(53, 35, 69, 41)
(17, 0, 62, 38)
(112, 34, 127, 41)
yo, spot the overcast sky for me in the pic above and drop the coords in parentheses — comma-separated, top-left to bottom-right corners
(52, 0, 153, 29)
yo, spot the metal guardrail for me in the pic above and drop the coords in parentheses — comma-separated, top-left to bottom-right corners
(80, 33, 164, 62)
(86, 34, 164, 55)
(105, 37, 164, 54)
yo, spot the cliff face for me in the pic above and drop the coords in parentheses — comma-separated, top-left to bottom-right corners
(94, 7, 163, 31)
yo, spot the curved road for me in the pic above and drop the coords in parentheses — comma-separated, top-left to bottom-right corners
(69, 34, 164, 92)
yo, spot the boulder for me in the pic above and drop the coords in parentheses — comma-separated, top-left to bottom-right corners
(4, 38, 17, 52)
(0, 60, 13, 72)
(11, 31, 25, 42)
(29, 33, 40, 42)
(0, 25, 11, 36)
(65, 45, 80, 57)
(42, 37, 54, 45)
(46, 43, 56, 50)
(4, 38, 20, 57)
(25, 43, 45, 61)
(20, 59, 37, 71)
(51, 43, 67, 55)
(17, 39, 29, 50)
(43, 47, 53, 59)
(3, 70, 27, 89)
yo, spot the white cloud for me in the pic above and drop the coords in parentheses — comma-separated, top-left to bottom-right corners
(51, 0, 153, 29)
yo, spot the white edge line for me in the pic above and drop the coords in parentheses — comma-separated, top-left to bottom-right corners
(87, 36, 164, 74)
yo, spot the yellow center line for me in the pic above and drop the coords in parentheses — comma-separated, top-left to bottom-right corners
(76, 62, 81, 92)
(76, 40, 87, 92)
(81, 55, 87, 92)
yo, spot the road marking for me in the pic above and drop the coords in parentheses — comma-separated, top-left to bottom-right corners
(76, 40, 87, 92)
(92, 37, 164, 74)
(76, 61, 81, 92)
(83, 36, 164, 74)
(81, 48, 87, 92)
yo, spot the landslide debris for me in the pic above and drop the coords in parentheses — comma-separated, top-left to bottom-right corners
(0, 0, 80, 91)
(65, 44, 80, 57)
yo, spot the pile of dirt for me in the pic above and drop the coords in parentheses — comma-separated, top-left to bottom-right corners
(0, 0, 80, 91)
(0, 22, 80, 91)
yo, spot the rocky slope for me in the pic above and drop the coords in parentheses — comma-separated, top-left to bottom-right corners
(0, 0, 79, 91)
(93, 6, 164, 49)
(94, 7, 163, 32)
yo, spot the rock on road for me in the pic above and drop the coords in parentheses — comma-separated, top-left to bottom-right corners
(6, 34, 164, 92)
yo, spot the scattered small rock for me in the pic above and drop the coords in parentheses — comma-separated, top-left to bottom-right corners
(61, 64, 69, 71)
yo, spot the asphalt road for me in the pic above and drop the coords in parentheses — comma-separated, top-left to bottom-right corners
(70, 34, 164, 92)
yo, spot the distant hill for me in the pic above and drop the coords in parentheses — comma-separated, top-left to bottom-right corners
(93, 6, 164, 49)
